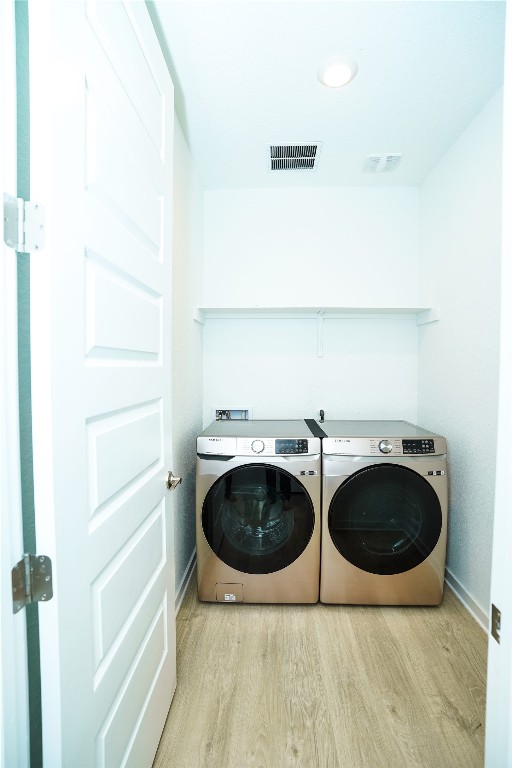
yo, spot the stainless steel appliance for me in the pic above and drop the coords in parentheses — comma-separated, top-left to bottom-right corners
(320, 420, 448, 605)
(196, 420, 321, 603)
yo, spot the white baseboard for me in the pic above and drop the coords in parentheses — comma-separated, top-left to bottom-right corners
(445, 567, 489, 632)
(175, 550, 196, 616)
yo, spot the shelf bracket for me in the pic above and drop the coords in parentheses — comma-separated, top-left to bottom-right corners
(416, 308, 440, 326)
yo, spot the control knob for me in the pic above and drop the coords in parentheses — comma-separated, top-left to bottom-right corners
(378, 439, 393, 454)
(251, 440, 265, 454)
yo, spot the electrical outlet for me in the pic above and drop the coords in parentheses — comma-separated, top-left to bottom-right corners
(215, 409, 251, 421)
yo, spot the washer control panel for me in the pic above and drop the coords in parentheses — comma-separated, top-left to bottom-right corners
(402, 439, 435, 454)
(275, 439, 309, 455)
(243, 438, 310, 455)
(198, 435, 319, 456)
(370, 438, 402, 455)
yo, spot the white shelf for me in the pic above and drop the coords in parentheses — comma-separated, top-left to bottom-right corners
(195, 306, 439, 325)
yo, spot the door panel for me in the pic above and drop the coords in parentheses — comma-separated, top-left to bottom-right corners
(85, 263, 162, 360)
(28, 2, 175, 765)
(87, 402, 163, 510)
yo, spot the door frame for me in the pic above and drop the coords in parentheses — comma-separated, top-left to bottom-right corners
(485, 1, 512, 764)
(0, 0, 30, 765)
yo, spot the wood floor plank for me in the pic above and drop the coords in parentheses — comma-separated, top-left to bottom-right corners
(153, 579, 487, 768)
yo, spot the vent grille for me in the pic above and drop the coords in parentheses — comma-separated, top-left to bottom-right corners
(269, 143, 321, 171)
(362, 153, 403, 173)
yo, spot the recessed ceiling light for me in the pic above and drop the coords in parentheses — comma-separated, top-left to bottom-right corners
(318, 57, 358, 88)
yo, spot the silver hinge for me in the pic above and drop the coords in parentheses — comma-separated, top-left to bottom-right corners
(491, 603, 501, 644)
(12, 554, 53, 614)
(3, 193, 45, 253)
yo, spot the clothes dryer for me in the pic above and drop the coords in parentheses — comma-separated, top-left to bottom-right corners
(320, 420, 448, 605)
(196, 420, 321, 603)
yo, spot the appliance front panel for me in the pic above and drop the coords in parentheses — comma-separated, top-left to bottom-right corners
(196, 537, 320, 603)
(319, 549, 446, 605)
(320, 461, 448, 604)
(196, 455, 321, 603)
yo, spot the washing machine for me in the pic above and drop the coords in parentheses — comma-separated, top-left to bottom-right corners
(320, 420, 448, 605)
(196, 419, 322, 603)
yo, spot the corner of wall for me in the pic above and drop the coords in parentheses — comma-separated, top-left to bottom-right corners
(172, 115, 203, 596)
(418, 88, 504, 615)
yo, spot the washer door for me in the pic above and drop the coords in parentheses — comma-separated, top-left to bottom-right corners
(202, 463, 315, 574)
(328, 464, 442, 575)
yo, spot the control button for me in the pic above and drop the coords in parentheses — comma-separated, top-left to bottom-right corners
(378, 439, 393, 454)
(251, 440, 265, 454)
(402, 438, 435, 454)
(276, 438, 310, 455)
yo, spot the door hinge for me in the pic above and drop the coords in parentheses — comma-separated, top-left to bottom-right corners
(3, 193, 45, 253)
(12, 554, 53, 614)
(491, 603, 501, 644)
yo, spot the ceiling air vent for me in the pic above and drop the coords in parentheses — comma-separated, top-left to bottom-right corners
(362, 153, 403, 173)
(268, 143, 322, 171)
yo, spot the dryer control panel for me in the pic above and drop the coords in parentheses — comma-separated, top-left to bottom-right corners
(323, 435, 446, 457)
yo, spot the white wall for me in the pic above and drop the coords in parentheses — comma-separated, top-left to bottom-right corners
(418, 89, 503, 622)
(203, 316, 419, 425)
(171, 116, 203, 603)
(202, 187, 420, 425)
(203, 187, 419, 307)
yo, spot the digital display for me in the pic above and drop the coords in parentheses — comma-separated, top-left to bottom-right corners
(275, 439, 308, 454)
(402, 439, 435, 454)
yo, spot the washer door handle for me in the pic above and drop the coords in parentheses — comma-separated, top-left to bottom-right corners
(166, 471, 182, 491)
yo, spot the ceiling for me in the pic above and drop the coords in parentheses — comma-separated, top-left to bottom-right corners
(149, 1, 506, 190)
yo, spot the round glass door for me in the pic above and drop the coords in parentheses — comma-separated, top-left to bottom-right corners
(328, 464, 442, 575)
(202, 463, 315, 574)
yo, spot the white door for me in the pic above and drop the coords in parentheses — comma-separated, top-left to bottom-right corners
(28, 2, 176, 766)
(485, 2, 512, 764)
(0, 1, 30, 766)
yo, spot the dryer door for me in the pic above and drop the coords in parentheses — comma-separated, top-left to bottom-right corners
(328, 463, 442, 575)
(202, 463, 315, 574)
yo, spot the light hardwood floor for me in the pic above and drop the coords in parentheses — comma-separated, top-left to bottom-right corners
(154, 576, 487, 768)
